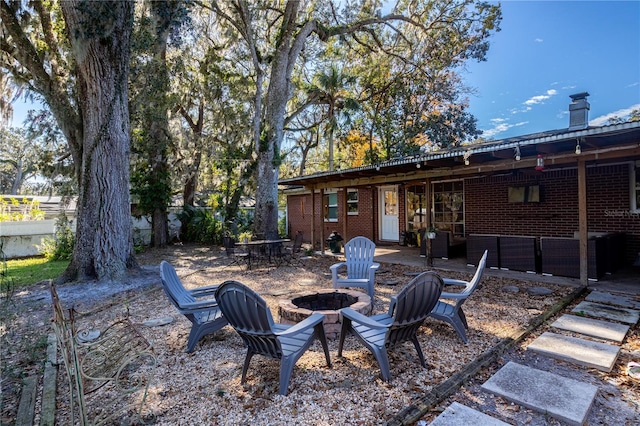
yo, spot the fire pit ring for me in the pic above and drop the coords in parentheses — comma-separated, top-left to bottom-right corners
(278, 289, 372, 340)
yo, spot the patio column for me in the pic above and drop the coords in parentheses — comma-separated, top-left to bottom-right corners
(341, 188, 348, 241)
(577, 158, 588, 285)
(319, 187, 325, 253)
(310, 186, 316, 252)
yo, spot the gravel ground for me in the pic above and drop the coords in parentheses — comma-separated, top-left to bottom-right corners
(1, 243, 639, 425)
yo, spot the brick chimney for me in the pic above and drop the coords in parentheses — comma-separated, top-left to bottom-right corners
(569, 92, 590, 130)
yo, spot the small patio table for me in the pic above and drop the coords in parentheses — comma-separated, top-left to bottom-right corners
(236, 238, 290, 268)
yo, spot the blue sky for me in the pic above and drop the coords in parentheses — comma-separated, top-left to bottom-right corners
(8, 1, 640, 142)
(463, 0, 640, 140)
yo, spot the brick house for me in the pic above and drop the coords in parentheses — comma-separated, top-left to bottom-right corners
(280, 93, 640, 283)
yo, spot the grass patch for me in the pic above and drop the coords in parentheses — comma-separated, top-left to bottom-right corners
(4, 257, 68, 288)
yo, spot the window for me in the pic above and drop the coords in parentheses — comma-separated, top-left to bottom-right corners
(347, 189, 358, 215)
(432, 180, 465, 237)
(406, 185, 426, 232)
(324, 191, 338, 221)
(632, 162, 640, 212)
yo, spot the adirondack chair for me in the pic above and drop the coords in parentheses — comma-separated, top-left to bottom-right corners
(338, 271, 444, 382)
(215, 280, 332, 395)
(429, 250, 488, 344)
(159, 261, 228, 352)
(330, 236, 380, 299)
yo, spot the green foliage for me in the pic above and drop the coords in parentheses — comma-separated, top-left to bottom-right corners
(176, 205, 223, 244)
(278, 214, 287, 237)
(0, 197, 45, 222)
(38, 214, 74, 260)
(130, 168, 172, 216)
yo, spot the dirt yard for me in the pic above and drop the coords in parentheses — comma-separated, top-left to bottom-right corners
(1, 243, 638, 425)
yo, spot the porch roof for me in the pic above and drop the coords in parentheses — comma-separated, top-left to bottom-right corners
(279, 121, 640, 188)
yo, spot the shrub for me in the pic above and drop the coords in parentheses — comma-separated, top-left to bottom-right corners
(177, 205, 223, 245)
(39, 214, 74, 260)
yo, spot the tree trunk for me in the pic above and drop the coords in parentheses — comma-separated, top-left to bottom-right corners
(60, 0, 137, 282)
(183, 150, 201, 207)
(10, 157, 22, 194)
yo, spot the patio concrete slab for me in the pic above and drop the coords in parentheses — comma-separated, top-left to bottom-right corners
(572, 301, 639, 325)
(429, 402, 510, 426)
(550, 314, 630, 343)
(527, 331, 620, 372)
(481, 361, 597, 426)
(585, 291, 640, 309)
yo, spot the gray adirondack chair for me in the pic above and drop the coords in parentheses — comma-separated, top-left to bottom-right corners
(330, 236, 380, 299)
(159, 261, 228, 352)
(337, 271, 444, 382)
(429, 250, 487, 344)
(214, 280, 332, 395)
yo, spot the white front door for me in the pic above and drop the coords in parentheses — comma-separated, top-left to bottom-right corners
(379, 186, 399, 241)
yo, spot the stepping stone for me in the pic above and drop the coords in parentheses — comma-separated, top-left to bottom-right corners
(379, 279, 399, 286)
(429, 402, 510, 426)
(586, 291, 640, 309)
(551, 314, 630, 343)
(142, 317, 174, 327)
(298, 278, 316, 286)
(527, 331, 619, 372)
(527, 286, 553, 296)
(501, 286, 519, 293)
(572, 301, 639, 325)
(481, 361, 597, 426)
(404, 272, 421, 276)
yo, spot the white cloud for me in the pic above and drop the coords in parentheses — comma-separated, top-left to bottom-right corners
(534, 38, 543, 43)
(627, 82, 639, 88)
(590, 104, 640, 126)
(481, 120, 528, 139)
(524, 89, 558, 106)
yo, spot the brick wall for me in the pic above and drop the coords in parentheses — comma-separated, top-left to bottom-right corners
(286, 187, 377, 249)
(287, 163, 640, 263)
(465, 164, 639, 263)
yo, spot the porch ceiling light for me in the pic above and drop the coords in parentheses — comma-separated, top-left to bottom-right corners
(514, 145, 521, 161)
(416, 162, 421, 168)
(463, 150, 471, 166)
(575, 138, 582, 155)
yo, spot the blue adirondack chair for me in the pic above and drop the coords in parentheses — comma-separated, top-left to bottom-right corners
(330, 236, 380, 300)
(429, 250, 488, 344)
(159, 261, 228, 352)
(338, 271, 444, 382)
(215, 280, 332, 395)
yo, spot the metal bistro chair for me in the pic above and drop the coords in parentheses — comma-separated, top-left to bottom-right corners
(215, 280, 332, 395)
(223, 236, 251, 269)
(279, 231, 305, 266)
(338, 271, 444, 382)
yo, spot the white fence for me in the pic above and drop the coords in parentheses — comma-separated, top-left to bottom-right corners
(0, 215, 182, 259)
